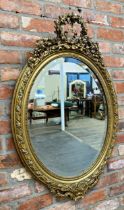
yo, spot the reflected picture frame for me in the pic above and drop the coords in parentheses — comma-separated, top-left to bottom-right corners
(11, 14, 118, 200)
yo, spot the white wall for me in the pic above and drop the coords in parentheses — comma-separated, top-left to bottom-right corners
(29, 59, 100, 101)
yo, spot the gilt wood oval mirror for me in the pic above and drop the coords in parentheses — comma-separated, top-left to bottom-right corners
(12, 14, 118, 200)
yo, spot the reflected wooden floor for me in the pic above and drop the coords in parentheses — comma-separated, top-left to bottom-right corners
(29, 115, 107, 177)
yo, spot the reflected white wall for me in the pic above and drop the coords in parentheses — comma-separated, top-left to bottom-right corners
(29, 60, 100, 101)
(29, 61, 87, 100)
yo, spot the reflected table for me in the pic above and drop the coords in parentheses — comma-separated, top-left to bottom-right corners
(28, 104, 69, 126)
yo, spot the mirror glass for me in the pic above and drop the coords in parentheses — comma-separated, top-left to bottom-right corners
(28, 57, 107, 177)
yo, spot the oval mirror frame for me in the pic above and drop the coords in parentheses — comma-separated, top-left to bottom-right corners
(11, 14, 118, 200)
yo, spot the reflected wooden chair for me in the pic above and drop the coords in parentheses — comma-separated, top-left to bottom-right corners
(91, 95, 105, 119)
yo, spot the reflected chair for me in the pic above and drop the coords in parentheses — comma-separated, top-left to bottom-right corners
(91, 94, 105, 119)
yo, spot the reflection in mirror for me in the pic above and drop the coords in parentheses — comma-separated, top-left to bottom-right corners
(28, 57, 107, 177)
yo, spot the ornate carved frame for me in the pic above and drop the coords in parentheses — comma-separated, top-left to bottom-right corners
(11, 14, 118, 200)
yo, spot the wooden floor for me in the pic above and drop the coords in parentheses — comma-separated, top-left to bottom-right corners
(29, 114, 107, 177)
